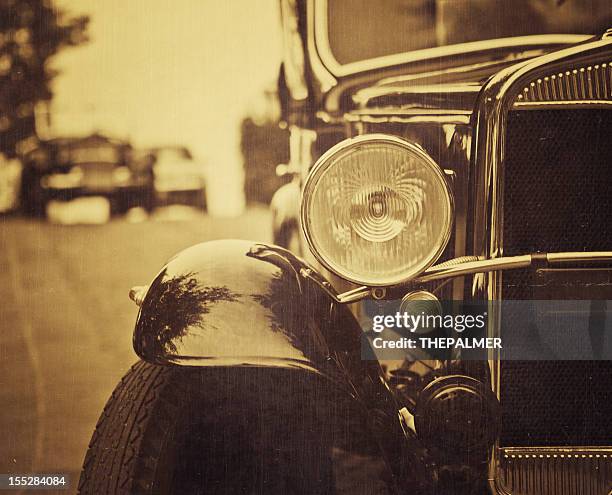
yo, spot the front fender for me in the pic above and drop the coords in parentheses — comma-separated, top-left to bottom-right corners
(134, 239, 377, 384)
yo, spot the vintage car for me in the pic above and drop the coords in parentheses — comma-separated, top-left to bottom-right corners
(148, 146, 207, 210)
(20, 133, 153, 217)
(79, 1, 612, 494)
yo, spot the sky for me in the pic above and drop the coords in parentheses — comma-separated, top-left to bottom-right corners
(51, 0, 283, 215)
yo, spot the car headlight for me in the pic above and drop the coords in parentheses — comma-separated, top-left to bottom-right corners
(301, 134, 453, 286)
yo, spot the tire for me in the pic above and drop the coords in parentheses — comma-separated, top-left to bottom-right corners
(78, 362, 331, 495)
(79, 362, 364, 495)
(78, 361, 190, 494)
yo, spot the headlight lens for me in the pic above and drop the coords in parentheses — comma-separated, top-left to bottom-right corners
(301, 135, 452, 286)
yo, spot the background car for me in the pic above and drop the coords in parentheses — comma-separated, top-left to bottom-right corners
(147, 146, 206, 210)
(20, 133, 153, 218)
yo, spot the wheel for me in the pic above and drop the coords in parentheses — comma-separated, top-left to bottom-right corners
(80, 361, 400, 495)
(78, 361, 187, 494)
(80, 361, 288, 495)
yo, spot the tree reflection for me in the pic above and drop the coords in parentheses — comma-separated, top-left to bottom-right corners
(138, 270, 240, 356)
(251, 269, 333, 362)
(251, 271, 299, 335)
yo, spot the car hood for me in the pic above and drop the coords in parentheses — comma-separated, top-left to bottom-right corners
(319, 35, 593, 116)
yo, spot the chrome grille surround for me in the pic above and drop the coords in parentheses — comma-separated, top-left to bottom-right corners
(471, 32, 612, 495)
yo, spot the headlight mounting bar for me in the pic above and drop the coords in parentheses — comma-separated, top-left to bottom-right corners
(305, 251, 612, 304)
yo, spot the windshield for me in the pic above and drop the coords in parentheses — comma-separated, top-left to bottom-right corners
(324, 0, 612, 67)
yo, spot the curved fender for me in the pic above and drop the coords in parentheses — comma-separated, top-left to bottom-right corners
(134, 239, 383, 387)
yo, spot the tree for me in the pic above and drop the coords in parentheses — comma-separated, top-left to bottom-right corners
(0, 0, 88, 157)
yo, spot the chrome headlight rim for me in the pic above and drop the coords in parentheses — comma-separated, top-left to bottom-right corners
(301, 134, 454, 287)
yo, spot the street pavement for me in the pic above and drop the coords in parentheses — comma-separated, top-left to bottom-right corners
(0, 207, 271, 493)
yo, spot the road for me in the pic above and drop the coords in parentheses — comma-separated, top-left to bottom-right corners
(0, 207, 271, 493)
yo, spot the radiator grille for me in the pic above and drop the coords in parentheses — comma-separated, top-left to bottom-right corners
(503, 109, 612, 256)
(500, 362, 612, 446)
(500, 108, 612, 447)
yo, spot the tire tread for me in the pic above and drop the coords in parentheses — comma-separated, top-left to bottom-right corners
(78, 361, 187, 495)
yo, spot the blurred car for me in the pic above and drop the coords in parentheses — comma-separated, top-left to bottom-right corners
(149, 146, 206, 210)
(20, 133, 153, 217)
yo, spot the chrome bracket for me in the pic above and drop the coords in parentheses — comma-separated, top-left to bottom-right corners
(309, 251, 612, 305)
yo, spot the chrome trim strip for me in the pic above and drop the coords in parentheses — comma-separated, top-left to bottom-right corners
(346, 108, 473, 117)
(306, 0, 336, 91)
(514, 100, 612, 109)
(548, 251, 612, 263)
(503, 446, 612, 455)
(343, 113, 472, 125)
(312, 0, 591, 78)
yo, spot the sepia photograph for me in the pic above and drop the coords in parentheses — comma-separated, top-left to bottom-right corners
(0, 0, 611, 494)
